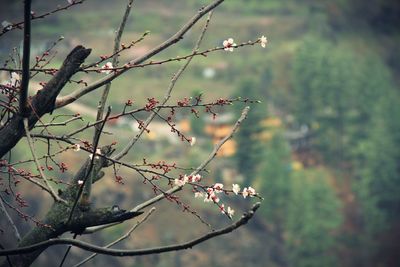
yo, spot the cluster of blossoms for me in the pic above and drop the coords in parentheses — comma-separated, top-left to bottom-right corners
(174, 174, 202, 187)
(192, 182, 257, 218)
(89, 148, 102, 160)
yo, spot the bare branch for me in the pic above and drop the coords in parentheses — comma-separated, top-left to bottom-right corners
(0, 202, 260, 257)
(34, 116, 83, 128)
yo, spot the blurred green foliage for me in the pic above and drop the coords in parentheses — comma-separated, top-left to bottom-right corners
(233, 79, 266, 184)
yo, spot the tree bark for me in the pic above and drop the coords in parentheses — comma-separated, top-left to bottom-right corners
(0, 46, 91, 159)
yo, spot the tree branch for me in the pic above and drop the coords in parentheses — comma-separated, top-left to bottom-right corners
(0, 202, 260, 257)
(19, 0, 31, 117)
(0, 45, 91, 158)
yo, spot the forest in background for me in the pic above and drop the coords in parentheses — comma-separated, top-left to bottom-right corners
(0, 0, 399, 266)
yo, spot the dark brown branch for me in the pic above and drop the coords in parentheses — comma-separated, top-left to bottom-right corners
(19, 0, 32, 117)
(0, 45, 91, 159)
(0, 203, 260, 257)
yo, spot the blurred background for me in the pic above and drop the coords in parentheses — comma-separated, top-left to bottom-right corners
(1, 0, 400, 266)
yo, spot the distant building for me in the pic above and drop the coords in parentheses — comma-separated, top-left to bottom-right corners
(204, 113, 236, 157)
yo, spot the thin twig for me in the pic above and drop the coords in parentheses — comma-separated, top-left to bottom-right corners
(58, 233, 77, 267)
(74, 207, 156, 267)
(0, 195, 21, 241)
(34, 116, 82, 128)
(23, 118, 65, 203)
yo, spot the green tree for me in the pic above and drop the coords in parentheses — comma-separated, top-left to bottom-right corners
(355, 90, 400, 235)
(234, 79, 266, 184)
(285, 170, 342, 267)
(292, 36, 393, 164)
(259, 133, 292, 227)
(258, 133, 292, 266)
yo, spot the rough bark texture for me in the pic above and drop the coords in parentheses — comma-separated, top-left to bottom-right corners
(0, 45, 91, 159)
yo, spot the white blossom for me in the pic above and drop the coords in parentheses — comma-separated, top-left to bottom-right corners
(242, 186, 256, 198)
(247, 186, 256, 196)
(192, 174, 201, 182)
(212, 195, 220, 203)
(73, 144, 81, 152)
(10, 72, 20, 85)
(223, 38, 236, 52)
(101, 62, 113, 74)
(67, 0, 74, 4)
(2, 21, 12, 30)
(227, 206, 235, 217)
(204, 187, 219, 203)
(213, 183, 224, 193)
(190, 137, 196, 146)
(89, 148, 102, 160)
(174, 178, 185, 187)
(174, 175, 189, 187)
(232, 183, 240, 195)
(260, 35, 268, 48)
(242, 187, 249, 199)
(77, 180, 83, 185)
(220, 204, 225, 213)
(204, 196, 212, 203)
